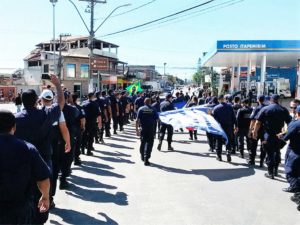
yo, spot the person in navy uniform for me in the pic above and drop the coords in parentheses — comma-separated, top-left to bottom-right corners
(108, 90, 119, 135)
(70, 93, 86, 165)
(95, 91, 107, 143)
(0, 110, 51, 225)
(206, 96, 219, 152)
(213, 94, 236, 162)
(101, 91, 111, 137)
(152, 95, 161, 139)
(82, 92, 102, 156)
(235, 99, 253, 159)
(15, 74, 64, 224)
(58, 91, 80, 189)
(248, 95, 267, 166)
(253, 94, 291, 179)
(136, 98, 159, 166)
(157, 93, 175, 151)
(277, 105, 300, 193)
(187, 96, 198, 140)
(134, 92, 146, 114)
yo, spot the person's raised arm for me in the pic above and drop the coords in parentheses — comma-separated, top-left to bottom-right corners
(51, 74, 65, 110)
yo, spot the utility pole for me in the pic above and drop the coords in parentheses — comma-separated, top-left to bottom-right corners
(58, 34, 71, 80)
(79, 0, 107, 91)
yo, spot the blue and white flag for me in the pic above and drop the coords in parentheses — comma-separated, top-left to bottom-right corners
(159, 105, 228, 143)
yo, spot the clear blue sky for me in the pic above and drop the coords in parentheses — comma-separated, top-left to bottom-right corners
(0, 0, 299, 80)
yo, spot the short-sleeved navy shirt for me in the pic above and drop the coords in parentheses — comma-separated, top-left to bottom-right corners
(213, 102, 236, 127)
(135, 97, 145, 111)
(256, 103, 291, 134)
(137, 105, 159, 130)
(0, 135, 50, 204)
(284, 120, 300, 154)
(15, 104, 61, 160)
(236, 107, 253, 129)
(250, 104, 267, 120)
(82, 100, 101, 124)
(160, 100, 175, 112)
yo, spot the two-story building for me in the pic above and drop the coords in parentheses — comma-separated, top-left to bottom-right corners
(23, 35, 126, 96)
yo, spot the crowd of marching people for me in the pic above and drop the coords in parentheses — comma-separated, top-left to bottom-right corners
(1, 75, 300, 224)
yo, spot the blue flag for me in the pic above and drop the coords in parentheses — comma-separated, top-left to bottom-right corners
(159, 105, 228, 143)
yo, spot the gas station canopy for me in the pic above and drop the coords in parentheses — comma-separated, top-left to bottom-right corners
(200, 40, 300, 95)
(201, 40, 300, 67)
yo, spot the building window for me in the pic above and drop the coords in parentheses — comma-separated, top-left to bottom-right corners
(66, 64, 76, 78)
(80, 64, 89, 78)
(28, 61, 39, 67)
(43, 64, 49, 73)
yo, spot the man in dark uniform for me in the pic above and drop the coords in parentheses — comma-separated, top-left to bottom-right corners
(108, 90, 119, 135)
(213, 94, 236, 162)
(95, 91, 107, 143)
(116, 92, 124, 131)
(280, 105, 300, 193)
(70, 93, 86, 165)
(157, 93, 175, 151)
(235, 99, 253, 159)
(253, 94, 291, 179)
(232, 96, 242, 154)
(206, 96, 219, 152)
(15, 74, 64, 224)
(58, 91, 80, 189)
(82, 92, 102, 155)
(136, 98, 159, 166)
(152, 96, 161, 139)
(101, 91, 111, 137)
(248, 95, 267, 166)
(0, 110, 51, 224)
(134, 92, 145, 114)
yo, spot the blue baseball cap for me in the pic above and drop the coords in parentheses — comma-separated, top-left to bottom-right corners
(257, 95, 265, 102)
(271, 94, 280, 102)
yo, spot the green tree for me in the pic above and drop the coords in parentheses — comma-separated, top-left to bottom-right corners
(193, 71, 204, 86)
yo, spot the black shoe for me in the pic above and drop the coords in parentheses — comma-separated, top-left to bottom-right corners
(144, 160, 151, 166)
(114, 130, 118, 135)
(264, 172, 274, 179)
(216, 156, 222, 161)
(50, 200, 56, 209)
(240, 152, 244, 158)
(283, 186, 300, 193)
(259, 161, 264, 168)
(91, 146, 95, 150)
(209, 148, 214, 152)
(157, 143, 162, 151)
(274, 167, 279, 177)
(194, 135, 197, 140)
(74, 159, 81, 166)
(59, 180, 69, 190)
(168, 146, 174, 151)
(247, 159, 255, 166)
(100, 139, 105, 144)
(227, 154, 232, 162)
(86, 151, 93, 156)
(189, 137, 193, 140)
(95, 140, 100, 144)
(291, 194, 300, 203)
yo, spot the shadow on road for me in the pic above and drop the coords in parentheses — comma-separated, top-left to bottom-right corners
(70, 175, 117, 190)
(96, 150, 131, 158)
(109, 137, 136, 143)
(105, 143, 135, 150)
(50, 208, 118, 225)
(93, 155, 135, 164)
(73, 163, 125, 179)
(170, 149, 216, 159)
(151, 163, 256, 181)
(65, 183, 128, 205)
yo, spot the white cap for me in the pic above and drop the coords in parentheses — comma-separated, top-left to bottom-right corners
(40, 89, 54, 100)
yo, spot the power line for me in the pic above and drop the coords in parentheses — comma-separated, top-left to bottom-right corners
(95, 0, 157, 20)
(100, 0, 215, 37)
(135, 0, 244, 35)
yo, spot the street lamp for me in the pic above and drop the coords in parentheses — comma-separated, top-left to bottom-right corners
(67, 0, 131, 91)
(50, 0, 58, 74)
(164, 62, 167, 76)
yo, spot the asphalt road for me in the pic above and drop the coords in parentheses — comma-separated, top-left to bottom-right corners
(1, 103, 300, 225)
